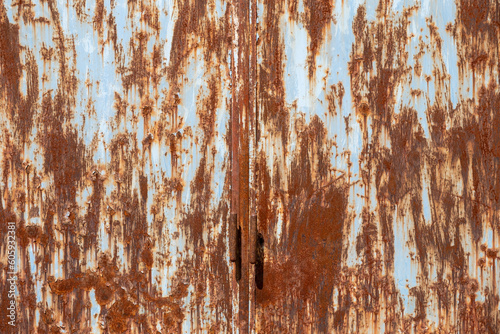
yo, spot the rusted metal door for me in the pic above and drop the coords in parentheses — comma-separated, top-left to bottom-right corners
(250, 1, 500, 333)
(1, 0, 500, 333)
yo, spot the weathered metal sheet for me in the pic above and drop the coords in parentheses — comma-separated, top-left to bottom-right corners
(1, 0, 500, 333)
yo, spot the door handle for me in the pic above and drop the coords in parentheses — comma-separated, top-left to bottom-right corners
(255, 232, 264, 290)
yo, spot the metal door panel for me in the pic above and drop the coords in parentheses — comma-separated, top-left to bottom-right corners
(253, 0, 500, 333)
(1, 0, 234, 332)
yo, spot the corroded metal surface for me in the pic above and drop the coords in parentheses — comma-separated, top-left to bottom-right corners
(1, 0, 500, 333)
